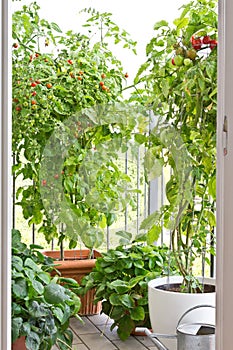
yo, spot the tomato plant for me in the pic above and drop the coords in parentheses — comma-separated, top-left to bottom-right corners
(12, 3, 142, 249)
(133, 0, 218, 292)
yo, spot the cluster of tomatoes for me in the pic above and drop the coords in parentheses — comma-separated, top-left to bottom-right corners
(191, 35, 217, 51)
(13, 40, 129, 113)
(13, 77, 53, 111)
(171, 34, 217, 67)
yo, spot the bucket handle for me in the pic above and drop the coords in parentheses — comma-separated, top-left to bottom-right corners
(177, 304, 215, 329)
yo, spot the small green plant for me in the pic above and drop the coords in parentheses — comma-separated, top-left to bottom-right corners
(79, 235, 177, 340)
(11, 229, 82, 350)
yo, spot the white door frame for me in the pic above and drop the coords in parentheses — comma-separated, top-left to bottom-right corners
(1, 0, 233, 348)
(216, 0, 233, 348)
(0, 0, 11, 348)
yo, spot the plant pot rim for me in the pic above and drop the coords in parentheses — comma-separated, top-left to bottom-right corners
(43, 248, 101, 261)
(148, 276, 216, 295)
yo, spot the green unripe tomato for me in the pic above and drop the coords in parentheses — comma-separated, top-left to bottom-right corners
(174, 55, 184, 66)
(175, 47, 185, 56)
(183, 58, 193, 67)
(186, 49, 197, 60)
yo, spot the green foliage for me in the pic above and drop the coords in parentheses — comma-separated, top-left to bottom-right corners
(78, 242, 178, 340)
(12, 0, 218, 302)
(11, 229, 82, 349)
(134, 0, 217, 292)
(12, 3, 142, 248)
(38, 103, 148, 248)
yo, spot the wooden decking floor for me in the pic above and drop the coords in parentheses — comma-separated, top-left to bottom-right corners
(52, 313, 157, 350)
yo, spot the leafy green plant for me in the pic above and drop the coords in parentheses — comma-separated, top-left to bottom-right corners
(132, 0, 217, 292)
(12, 229, 82, 350)
(12, 3, 142, 250)
(79, 234, 177, 340)
(38, 103, 148, 251)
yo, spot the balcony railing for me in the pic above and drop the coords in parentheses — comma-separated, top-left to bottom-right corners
(12, 111, 215, 277)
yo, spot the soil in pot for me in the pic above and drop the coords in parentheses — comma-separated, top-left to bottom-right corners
(156, 283, 216, 293)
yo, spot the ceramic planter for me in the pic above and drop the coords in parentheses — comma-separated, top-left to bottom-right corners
(148, 276, 216, 350)
(43, 249, 102, 315)
(12, 336, 26, 350)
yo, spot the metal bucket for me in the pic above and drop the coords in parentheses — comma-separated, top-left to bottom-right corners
(176, 305, 215, 350)
(136, 305, 215, 350)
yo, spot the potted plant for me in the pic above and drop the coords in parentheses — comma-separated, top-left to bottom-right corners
(11, 229, 82, 350)
(42, 248, 102, 315)
(39, 99, 150, 315)
(78, 231, 178, 340)
(131, 0, 217, 347)
(12, 3, 137, 247)
(12, 3, 143, 314)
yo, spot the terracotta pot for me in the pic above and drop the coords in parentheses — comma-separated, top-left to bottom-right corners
(12, 336, 26, 350)
(43, 249, 102, 315)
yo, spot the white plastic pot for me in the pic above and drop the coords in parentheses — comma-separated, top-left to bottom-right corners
(148, 276, 216, 350)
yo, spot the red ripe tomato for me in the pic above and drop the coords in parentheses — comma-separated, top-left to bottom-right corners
(210, 39, 218, 50)
(46, 83, 52, 89)
(191, 38, 202, 50)
(99, 81, 104, 87)
(202, 35, 211, 45)
(31, 82, 37, 87)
